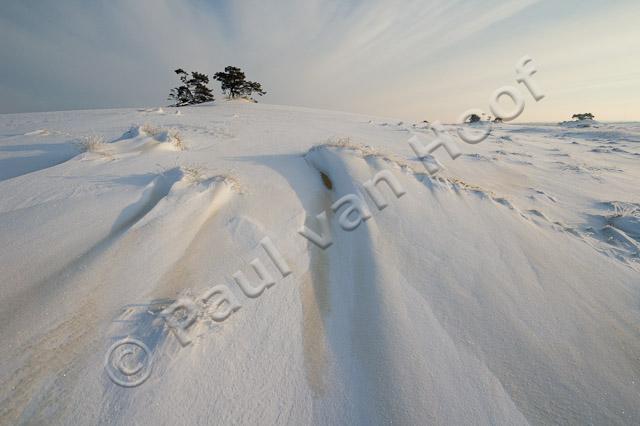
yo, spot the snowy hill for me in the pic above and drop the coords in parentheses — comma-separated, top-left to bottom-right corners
(0, 102, 639, 425)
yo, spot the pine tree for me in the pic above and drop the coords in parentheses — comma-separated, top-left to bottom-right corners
(188, 72, 215, 104)
(168, 69, 194, 106)
(240, 80, 266, 99)
(214, 66, 245, 98)
(214, 66, 266, 100)
(168, 69, 214, 106)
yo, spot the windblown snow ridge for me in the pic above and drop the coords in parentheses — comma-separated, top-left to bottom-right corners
(307, 142, 640, 269)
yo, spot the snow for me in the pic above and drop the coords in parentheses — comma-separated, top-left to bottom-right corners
(0, 102, 638, 424)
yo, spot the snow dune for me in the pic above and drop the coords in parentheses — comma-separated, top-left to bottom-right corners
(0, 102, 638, 424)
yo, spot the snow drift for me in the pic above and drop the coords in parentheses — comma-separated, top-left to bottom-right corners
(0, 102, 638, 425)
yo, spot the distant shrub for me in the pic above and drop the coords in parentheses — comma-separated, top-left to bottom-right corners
(572, 113, 595, 121)
(467, 114, 481, 123)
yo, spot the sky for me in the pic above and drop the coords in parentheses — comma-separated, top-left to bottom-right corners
(1, 0, 638, 122)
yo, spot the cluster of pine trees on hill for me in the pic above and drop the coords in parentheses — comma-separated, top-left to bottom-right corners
(168, 66, 266, 107)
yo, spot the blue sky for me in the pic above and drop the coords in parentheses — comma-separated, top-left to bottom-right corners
(1, 0, 638, 121)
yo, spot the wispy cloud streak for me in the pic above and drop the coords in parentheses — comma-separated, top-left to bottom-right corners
(1, 0, 638, 121)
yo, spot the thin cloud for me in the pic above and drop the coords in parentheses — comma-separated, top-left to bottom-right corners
(0, 0, 638, 121)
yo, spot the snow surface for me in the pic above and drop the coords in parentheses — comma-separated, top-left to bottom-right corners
(0, 102, 639, 425)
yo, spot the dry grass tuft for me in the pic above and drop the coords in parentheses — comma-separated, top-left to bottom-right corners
(141, 123, 162, 137)
(182, 164, 207, 183)
(168, 130, 185, 150)
(78, 135, 113, 159)
(141, 124, 185, 150)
